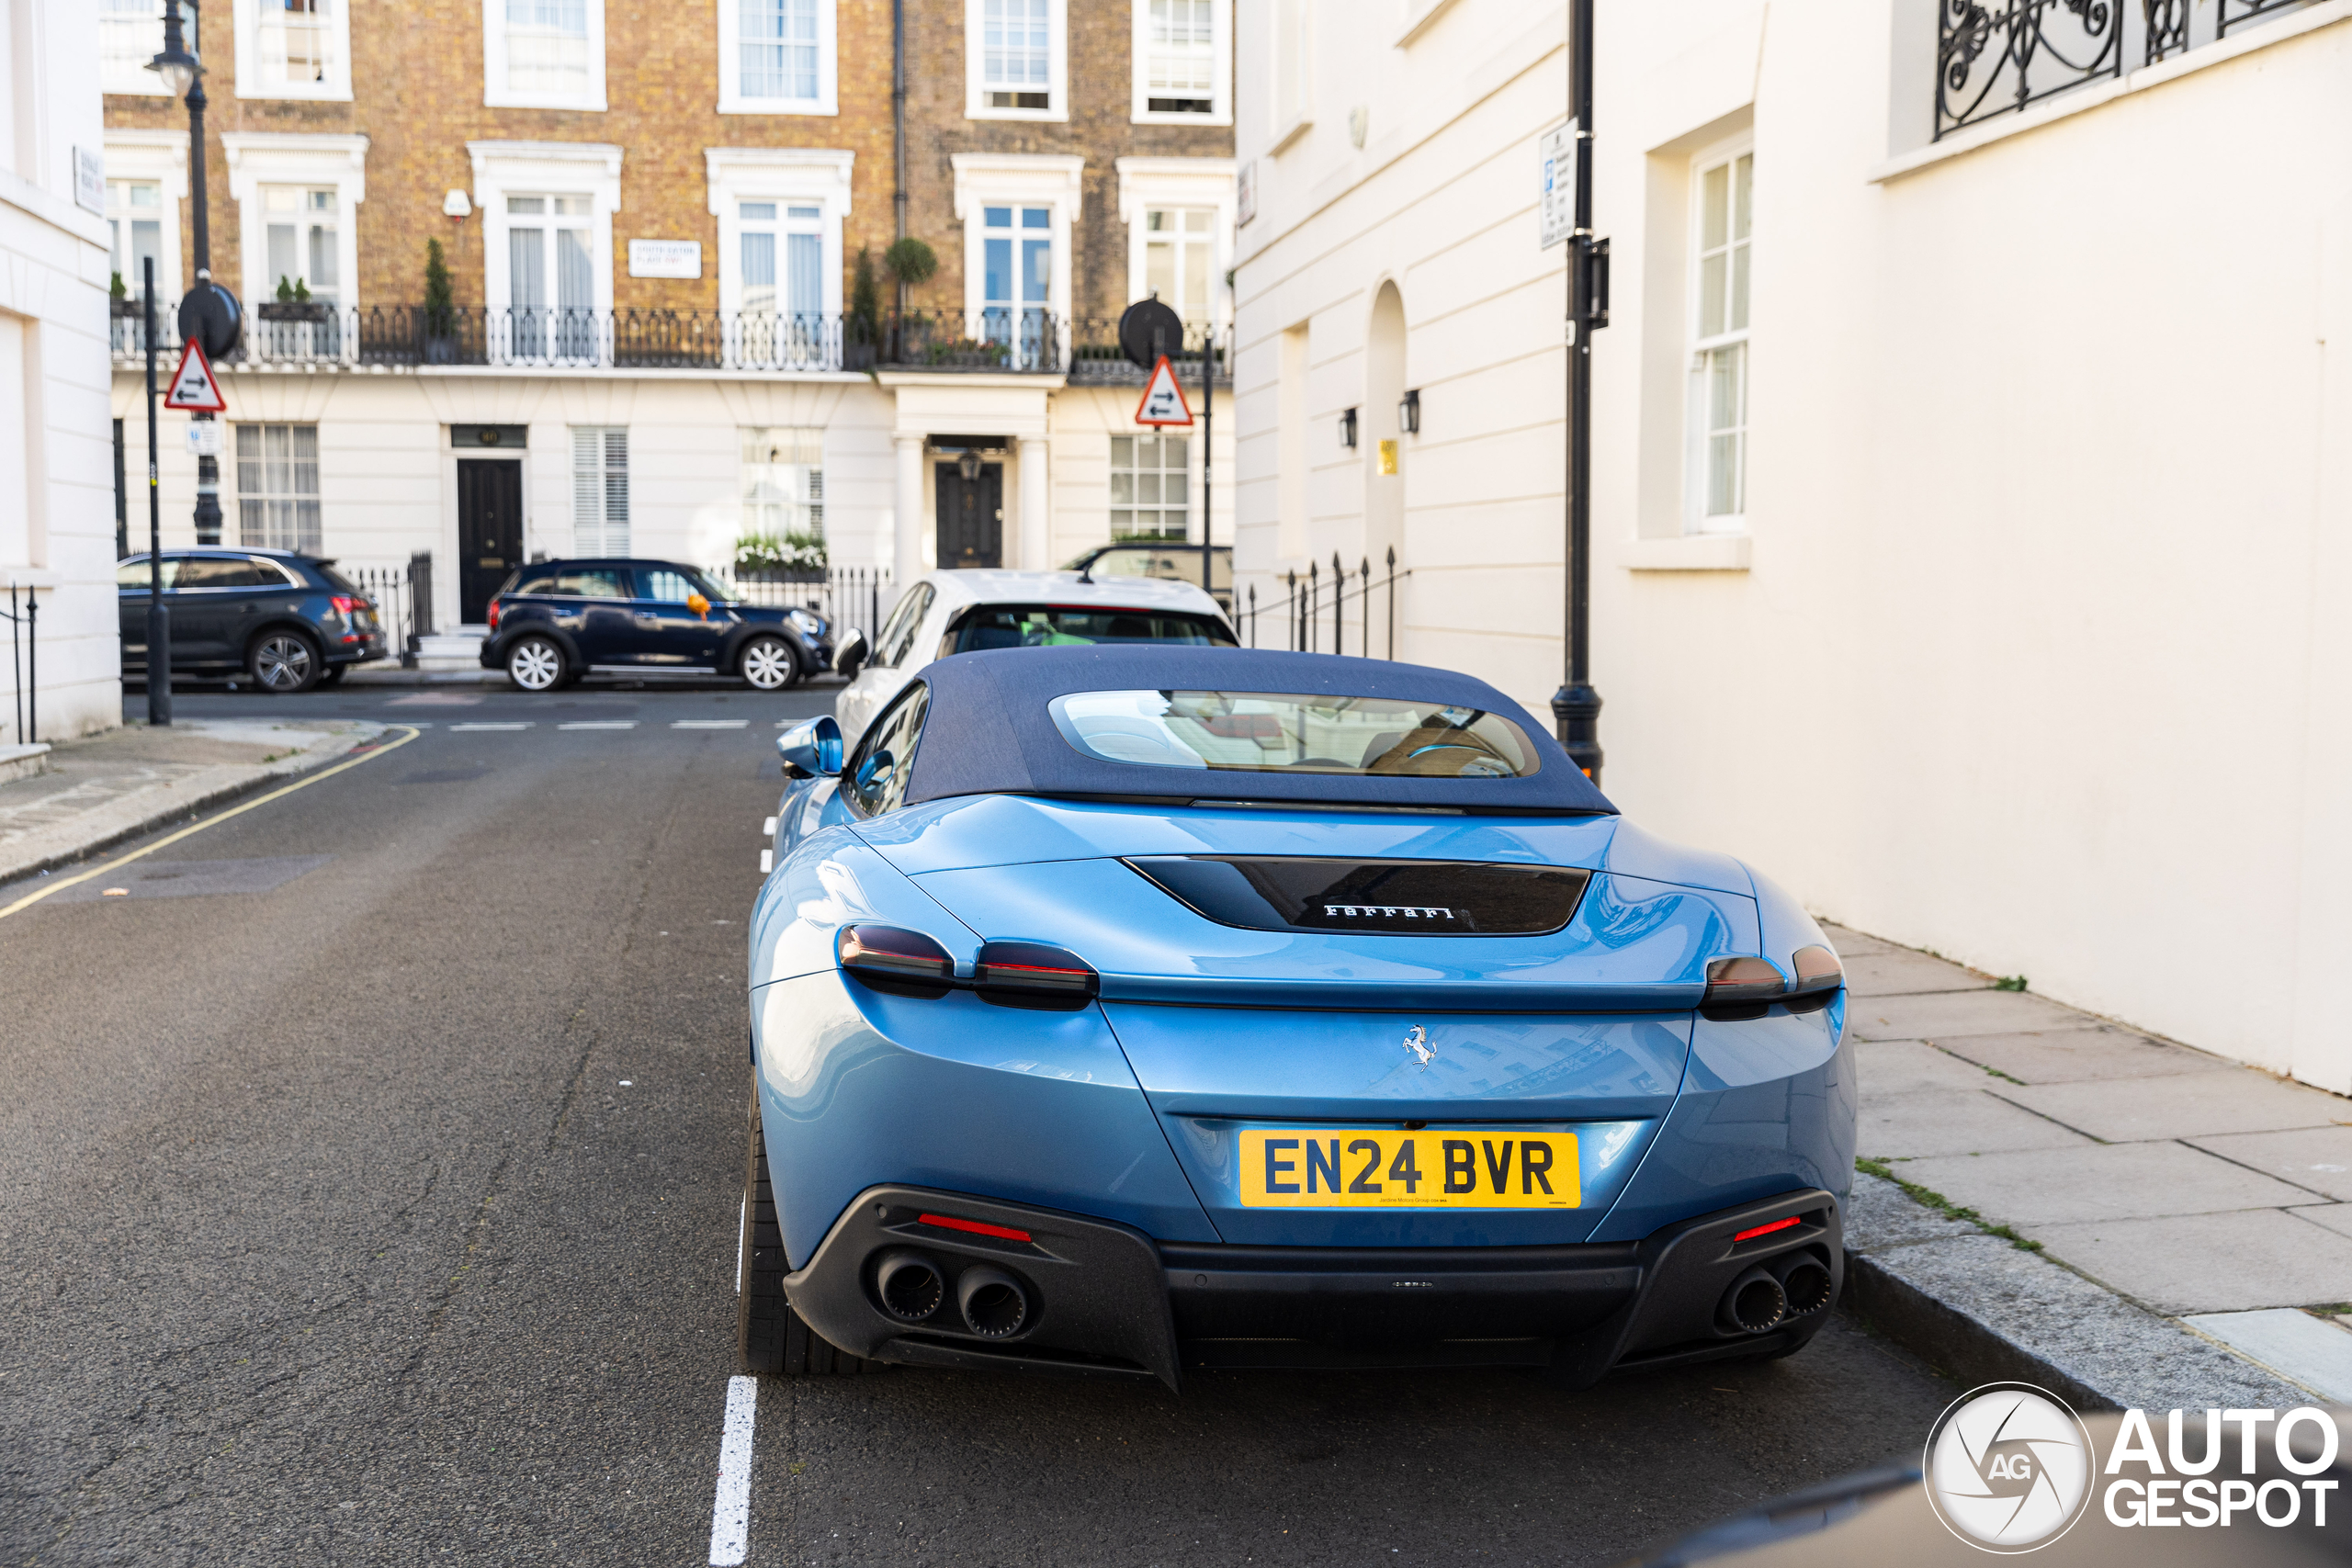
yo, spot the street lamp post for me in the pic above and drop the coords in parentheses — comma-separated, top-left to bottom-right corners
(150, 1, 224, 546)
(1549, 0, 1609, 783)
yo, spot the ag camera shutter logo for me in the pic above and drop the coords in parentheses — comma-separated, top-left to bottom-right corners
(1923, 1383, 2095, 1552)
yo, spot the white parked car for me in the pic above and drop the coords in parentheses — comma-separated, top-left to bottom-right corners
(831, 569, 1238, 743)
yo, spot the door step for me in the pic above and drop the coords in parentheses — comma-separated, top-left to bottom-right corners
(413, 626, 487, 671)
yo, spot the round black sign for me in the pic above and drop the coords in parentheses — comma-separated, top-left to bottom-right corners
(177, 280, 243, 360)
(1117, 298, 1186, 372)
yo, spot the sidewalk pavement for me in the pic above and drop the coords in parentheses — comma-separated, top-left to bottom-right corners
(0, 718, 384, 888)
(1834, 919, 2352, 1409)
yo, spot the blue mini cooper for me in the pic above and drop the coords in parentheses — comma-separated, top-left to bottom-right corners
(740, 647, 1852, 1389)
(479, 558, 829, 690)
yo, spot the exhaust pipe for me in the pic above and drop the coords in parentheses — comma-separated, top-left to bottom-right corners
(1718, 1266, 1788, 1335)
(874, 1250, 944, 1322)
(957, 1265, 1030, 1338)
(1773, 1252, 1834, 1317)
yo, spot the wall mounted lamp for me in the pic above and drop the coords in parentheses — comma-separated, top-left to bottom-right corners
(1340, 407, 1358, 448)
(1400, 389, 1420, 435)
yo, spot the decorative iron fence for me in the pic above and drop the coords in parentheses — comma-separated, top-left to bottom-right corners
(1065, 318, 1228, 388)
(1247, 548, 1410, 661)
(2, 582, 38, 747)
(342, 552, 435, 669)
(1939, 0, 2319, 134)
(707, 565, 895, 645)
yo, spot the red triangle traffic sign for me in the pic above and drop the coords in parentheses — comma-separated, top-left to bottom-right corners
(1133, 355, 1193, 428)
(164, 339, 227, 412)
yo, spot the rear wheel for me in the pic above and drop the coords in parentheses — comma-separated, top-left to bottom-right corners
(739, 635, 798, 692)
(740, 1082, 869, 1376)
(505, 635, 566, 692)
(249, 630, 322, 694)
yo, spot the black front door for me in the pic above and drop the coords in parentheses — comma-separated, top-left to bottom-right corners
(934, 461, 1002, 570)
(458, 459, 525, 624)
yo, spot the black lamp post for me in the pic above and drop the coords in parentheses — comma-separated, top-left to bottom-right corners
(1549, 0, 1609, 783)
(150, 1, 225, 547)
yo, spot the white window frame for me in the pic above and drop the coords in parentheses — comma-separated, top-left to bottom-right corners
(950, 153, 1082, 337)
(101, 1, 180, 97)
(222, 133, 368, 315)
(100, 132, 188, 302)
(1115, 157, 1235, 331)
(717, 0, 839, 116)
(232, 0, 354, 101)
(1684, 134, 1753, 536)
(234, 423, 323, 554)
(741, 427, 825, 541)
(964, 0, 1068, 124)
(470, 141, 624, 318)
(481, 0, 608, 112)
(571, 426, 629, 556)
(1130, 0, 1230, 127)
(705, 147, 853, 319)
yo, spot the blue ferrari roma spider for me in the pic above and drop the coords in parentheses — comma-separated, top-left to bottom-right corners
(741, 647, 1853, 1390)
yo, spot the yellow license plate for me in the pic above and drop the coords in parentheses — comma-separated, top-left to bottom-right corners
(1238, 1130, 1580, 1210)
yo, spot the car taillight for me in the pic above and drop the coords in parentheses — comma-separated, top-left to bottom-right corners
(1785, 944, 1844, 1014)
(974, 941, 1098, 1005)
(330, 595, 358, 617)
(487, 597, 502, 633)
(1700, 955, 1785, 1021)
(838, 924, 956, 997)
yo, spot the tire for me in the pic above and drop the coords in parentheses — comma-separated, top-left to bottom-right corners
(740, 1082, 869, 1376)
(249, 629, 323, 694)
(739, 635, 799, 692)
(504, 635, 567, 692)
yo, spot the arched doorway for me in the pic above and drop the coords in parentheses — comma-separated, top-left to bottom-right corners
(1365, 282, 1407, 570)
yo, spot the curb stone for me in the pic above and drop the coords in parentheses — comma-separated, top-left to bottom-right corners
(0, 722, 387, 889)
(1841, 1170, 2310, 1412)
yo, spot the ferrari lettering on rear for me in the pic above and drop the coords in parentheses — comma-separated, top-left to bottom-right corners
(1238, 1129, 1581, 1209)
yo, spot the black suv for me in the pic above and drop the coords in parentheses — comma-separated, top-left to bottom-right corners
(478, 558, 831, 692)
(118, 549, 388, 693)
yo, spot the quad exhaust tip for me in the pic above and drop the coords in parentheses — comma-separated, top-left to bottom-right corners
(1719, 1266, 1788, 1335)
(1774, 1254, 1834, 1317)
(875, 1250, 945, 1322)
(957, 1265, 1030, 1338)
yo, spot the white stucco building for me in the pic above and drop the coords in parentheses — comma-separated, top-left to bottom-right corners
(1231, 0, 2352, 1088)
(2, 0, 118, 743)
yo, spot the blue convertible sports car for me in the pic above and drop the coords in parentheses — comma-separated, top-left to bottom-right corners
(741, 647, 1854, 1390)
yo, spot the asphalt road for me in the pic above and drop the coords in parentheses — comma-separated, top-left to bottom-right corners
(0, 682, 1958, 1567)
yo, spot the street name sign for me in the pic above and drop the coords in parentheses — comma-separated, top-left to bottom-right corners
(1134, 355, 1193, 428)
(163, 341, 227, 412)
(628, 239, 702, 278)
(1540, 120, 1577, 250)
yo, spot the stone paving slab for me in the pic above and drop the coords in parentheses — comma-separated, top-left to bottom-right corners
(2278, 1204, 2352, 1243)
(2021, 1208, 2352, 1314)
(1859, 1087, 2093, 1158)
(1841, 949, 1995, 998)
(1898, 1142, 2319, 1226)
(2191, 1127, 2352, 1202)
(2181, 1309, 2352, 1404)
(1843, 1173, 2304, 1411)
(1849, 987, 2101, 1041)
(1818, 921, 1900, 957)
(1854, 1039, 2008, 1097)
(1996, 1070, 2348, 1142)
(1933, 1025, 2216, 1085)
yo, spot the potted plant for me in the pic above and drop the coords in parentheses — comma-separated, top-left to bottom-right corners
(844, 247, 881, 371)
(258, 276, 331, 324)
(421, 238, 458, 364)
(882, 237, 938, 362)
(733, 531, 829, 582)
(108, 272, 139, 320)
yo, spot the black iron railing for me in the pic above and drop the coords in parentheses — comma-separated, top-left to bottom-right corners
(2, 582, 36, 747)
(707, 565, 894, 643)
(343, 553, 435, 669)
(1247, 548, 1410, 661)
(1066, 318, 1228, 388)
(1939, 0, 2319, 133)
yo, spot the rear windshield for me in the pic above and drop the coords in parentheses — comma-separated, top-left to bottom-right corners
(945, 605, 1235, 655)
(314, 563, 362, 595)
(1048, 690, 1540, 779)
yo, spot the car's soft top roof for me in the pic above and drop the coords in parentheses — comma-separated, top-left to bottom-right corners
(902, 646, 1617, 814)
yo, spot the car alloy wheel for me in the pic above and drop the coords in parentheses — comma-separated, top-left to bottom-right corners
(741, 636, 797, 691)
(508, 637, 564, 692)
(251, 632, 319, 693)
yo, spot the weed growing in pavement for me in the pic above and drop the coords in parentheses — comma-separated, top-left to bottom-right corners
(1856, 1156, 2044, 1253)
(1982, 1064, 2028, 1086)
(1994, 975, 2030, 991)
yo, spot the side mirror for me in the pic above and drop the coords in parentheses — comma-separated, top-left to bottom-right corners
(777, 715, 843, 780)
(831, 627, 869, 679)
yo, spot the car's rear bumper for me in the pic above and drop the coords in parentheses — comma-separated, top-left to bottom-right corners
(782, 1184, 1840, 1392)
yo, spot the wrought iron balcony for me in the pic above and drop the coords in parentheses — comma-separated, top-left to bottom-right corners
(1065, 318, 1229, 389)
(1937, 0, 2319, 140)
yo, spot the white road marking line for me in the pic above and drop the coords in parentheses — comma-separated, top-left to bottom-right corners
(708, 1376, 758, 1566)
(559, 720, 637, 729)
(673, 719, 750, 729)
(447, 722, 533, 731)
(760, 849, 774, 874)
(736, 1196, 745, 1293)
(761, 817, 777, 836)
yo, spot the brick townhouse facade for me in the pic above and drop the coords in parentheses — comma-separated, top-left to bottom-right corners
(103, 0, 1233, 639)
